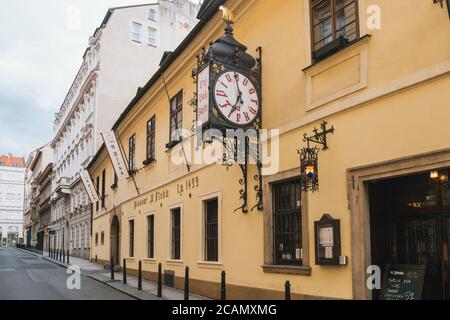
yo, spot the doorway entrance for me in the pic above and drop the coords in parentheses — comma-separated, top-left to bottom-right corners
(110, 216, 120, 267)
(369, 169, 450, 300)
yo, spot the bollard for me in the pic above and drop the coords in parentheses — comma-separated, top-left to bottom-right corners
(110, 257, 115, 280)
(123, 259, 127, 285)
(285, 281, 291, 301)
(221, 271, 226, 300)
(184, 266, 190, 301)
(67, 250, 70, 264)
(138, 261, 142, 290)
(157, 263, 162, 298)
(63, 250, 66, 263)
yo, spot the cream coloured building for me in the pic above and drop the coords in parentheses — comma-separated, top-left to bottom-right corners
(87, 0, 450, 300)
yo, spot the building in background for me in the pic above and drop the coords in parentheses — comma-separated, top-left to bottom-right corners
(0, 154, 25, 246)
(23, 150, 38, 247)
(28, 144, 54, 252)
(50, 1, 200, 259)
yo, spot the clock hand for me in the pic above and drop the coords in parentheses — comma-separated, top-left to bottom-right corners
(234, 73, 243, 98)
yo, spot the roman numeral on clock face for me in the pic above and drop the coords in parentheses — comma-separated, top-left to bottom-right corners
(216, 90, 228, 97)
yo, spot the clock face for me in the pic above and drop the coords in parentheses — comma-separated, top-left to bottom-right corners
(213, 71, 259, 126)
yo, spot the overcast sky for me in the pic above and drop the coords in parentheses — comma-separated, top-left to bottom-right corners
(0, 0, 200, 158)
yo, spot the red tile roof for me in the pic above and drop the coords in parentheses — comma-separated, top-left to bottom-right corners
(0, 154, 25, 168)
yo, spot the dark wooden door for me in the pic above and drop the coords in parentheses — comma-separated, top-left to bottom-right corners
(397, 214, 450, 300)
(443, 215, 450, 299)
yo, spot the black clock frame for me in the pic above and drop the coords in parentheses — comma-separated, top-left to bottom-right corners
(211, 68, 261, 129)
(191, 23, 264, 214)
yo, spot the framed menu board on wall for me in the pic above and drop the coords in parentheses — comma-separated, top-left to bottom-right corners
(314, 214, 341, 265)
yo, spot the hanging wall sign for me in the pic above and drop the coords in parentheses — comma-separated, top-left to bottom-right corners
(197, 65, 210, 124)
(102, 131, 129, 180)
(80, 170, 100, 204)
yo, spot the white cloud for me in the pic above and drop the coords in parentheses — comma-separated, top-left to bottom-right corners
(0, 0, 160, 156)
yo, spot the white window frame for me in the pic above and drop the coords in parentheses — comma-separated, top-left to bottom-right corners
(128, 218, 135, 258)
(167, 203, 183, 263)
(148, 27, 157, 47)
(148, 9, 157, 22)
(131, 22, 142, 43)
(199, 191, 222, 265)
(145, 212, 156, 260)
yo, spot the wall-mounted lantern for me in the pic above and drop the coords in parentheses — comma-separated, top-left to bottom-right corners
(298, 121, 335, 192)
(299, 146, 320, 192)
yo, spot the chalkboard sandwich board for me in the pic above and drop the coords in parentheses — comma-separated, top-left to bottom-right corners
(381, 264, 426, 300)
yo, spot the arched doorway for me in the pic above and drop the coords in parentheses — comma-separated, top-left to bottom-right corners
(110, 216, 120, 267)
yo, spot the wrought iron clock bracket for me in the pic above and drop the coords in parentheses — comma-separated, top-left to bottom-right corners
(221, 137, 249, 214)
(251, 128, 264, 212)
(250, 46, 264, 212)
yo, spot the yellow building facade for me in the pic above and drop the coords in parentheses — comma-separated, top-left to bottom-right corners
(87, 0, 450, 300)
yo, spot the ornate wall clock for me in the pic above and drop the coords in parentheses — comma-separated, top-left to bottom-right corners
(194, 12, 262, 132)
(192, 8, 263, 213)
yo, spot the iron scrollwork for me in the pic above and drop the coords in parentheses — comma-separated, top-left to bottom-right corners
(190, 14, 264, 214)
(298, 121, 335, 192)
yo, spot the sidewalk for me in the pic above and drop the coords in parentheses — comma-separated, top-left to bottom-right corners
(20, 248, 209, 301)
(42, 251, 104, 274)
(89, 272, 209, 301)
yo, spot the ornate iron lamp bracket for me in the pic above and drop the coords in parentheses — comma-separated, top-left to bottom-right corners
(303, 121, 335, 150)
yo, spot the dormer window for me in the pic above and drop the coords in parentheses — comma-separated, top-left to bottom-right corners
(148, 9, 157, 22)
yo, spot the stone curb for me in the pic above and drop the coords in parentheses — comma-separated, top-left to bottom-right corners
(86, 274, 164, 301)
